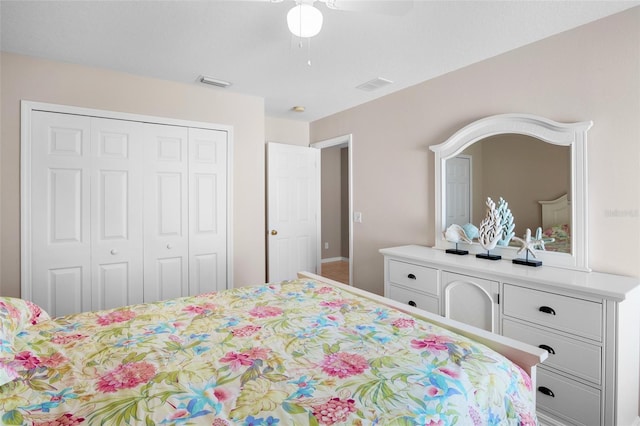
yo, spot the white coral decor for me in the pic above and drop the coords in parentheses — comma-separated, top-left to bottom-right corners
(478, 197, 503, 251)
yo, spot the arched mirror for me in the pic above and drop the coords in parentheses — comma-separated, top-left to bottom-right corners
(430, 113, 592, 271)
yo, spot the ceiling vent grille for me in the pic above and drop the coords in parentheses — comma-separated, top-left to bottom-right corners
(199, 75, 232, 88)
(356, 77, 393, 92)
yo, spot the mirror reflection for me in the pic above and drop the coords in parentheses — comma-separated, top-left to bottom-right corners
(445, 134, 571, 253)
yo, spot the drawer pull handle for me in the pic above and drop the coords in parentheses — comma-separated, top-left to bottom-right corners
(408, 300, 417, 307)
(538, 386, 555, 398)
(539, 306, 556, 315)
(539, 344, 556, 354)
(407, 273, 416, 280)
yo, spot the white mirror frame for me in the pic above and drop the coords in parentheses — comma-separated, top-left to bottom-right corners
(430, 113, 593, 271)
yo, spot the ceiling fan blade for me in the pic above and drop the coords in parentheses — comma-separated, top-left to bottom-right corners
(323, 0, 413, 15)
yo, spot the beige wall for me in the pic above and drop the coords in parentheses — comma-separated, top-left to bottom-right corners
(310, 8, 640, 296)
(265, 116, 309, 146)
(0, 52, 266, 297)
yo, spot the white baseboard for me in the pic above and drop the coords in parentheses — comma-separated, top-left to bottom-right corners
(321, 257, 349, 263)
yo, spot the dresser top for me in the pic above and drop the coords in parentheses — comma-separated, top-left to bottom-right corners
(380, 245, 640, 301)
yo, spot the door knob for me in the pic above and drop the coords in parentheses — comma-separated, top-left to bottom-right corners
(271, 230, 278, 235)
(167, 244, 173, 249)
(110, 249, 118, 255)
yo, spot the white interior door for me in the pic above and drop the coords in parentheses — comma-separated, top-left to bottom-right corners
(143, 124, 190, 302)
(188, 128, 227, 295)
(90, 118, 144, 310)
(446, 155, 471, 227)
(31, 112, 92, 316)
(267, 142, 319, 282)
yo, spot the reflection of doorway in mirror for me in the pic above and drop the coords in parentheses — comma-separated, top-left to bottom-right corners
(445, 155, 471, 228)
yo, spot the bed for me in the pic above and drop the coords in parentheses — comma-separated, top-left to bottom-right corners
(538, 194, 571, 253)
(1, 273, 545, 425)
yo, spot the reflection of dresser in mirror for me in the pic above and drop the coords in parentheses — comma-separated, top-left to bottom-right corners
(384, 114, 640, 425)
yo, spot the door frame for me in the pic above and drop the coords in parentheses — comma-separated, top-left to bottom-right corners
(311, 134, 353, 285)
(20, 100, 234, 300)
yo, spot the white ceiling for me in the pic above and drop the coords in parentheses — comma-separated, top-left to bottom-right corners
(2, 1, 638, 122)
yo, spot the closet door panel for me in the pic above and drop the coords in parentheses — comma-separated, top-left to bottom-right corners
(26, 106, 230, 314)
(188, 128, 227, 295)
(157, 257, 184, 300)
(144, 125, 189, 302)
(48, 268, 84, 315)
(98, 263, 130, 309)
(31, 111, 92, 316)
(90, 118, 144, 310)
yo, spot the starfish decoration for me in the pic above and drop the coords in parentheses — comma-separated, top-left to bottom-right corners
(512, 228, 546, 260)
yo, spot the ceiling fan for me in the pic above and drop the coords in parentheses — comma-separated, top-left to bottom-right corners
(270, 0, 414, 38)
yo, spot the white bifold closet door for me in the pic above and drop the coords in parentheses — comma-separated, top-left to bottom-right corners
(187, 128, 227, 296)
(29, 110, 227, 316)
(31, 112, 94, 316)
(142, 124, 189, 303)
(90, 117, 145, 311)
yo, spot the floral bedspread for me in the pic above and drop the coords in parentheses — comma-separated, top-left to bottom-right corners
(1, 279, 537, 425)
(541, 224, 571, 253)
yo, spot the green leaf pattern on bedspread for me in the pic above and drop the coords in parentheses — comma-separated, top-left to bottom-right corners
(0, 279, 537, 425)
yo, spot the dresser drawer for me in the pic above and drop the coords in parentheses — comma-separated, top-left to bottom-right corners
(503, 284, 602, 341)
(388, 260, 438, 296)
(537, 368, 601, 426)
(502, 319, 601, 384)
(387, 284, 439, 315)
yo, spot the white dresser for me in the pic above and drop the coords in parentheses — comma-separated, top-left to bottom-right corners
(380, 245, 640, 426)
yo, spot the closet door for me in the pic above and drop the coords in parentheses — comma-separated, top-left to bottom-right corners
(188, 128, 227, 295)
(25, 104, 231, 314)
(143, 124, 190, 302)
(90, 118, 144, 310)
(31, 112, 92, 316)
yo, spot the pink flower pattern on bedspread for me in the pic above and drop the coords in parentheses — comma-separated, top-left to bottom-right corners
(0, 279, 537, 425)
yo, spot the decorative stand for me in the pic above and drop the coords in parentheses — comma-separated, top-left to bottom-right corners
(476, 251, 501, 261)
(513, 251, 542, 267)
(446, 243, 468, 255)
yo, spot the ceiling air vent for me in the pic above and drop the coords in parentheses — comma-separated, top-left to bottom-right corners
(356, 77, 393, 92)
(199, 75, 232, 88)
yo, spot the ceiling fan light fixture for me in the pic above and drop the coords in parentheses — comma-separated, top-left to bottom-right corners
(287, 4, 323, 38)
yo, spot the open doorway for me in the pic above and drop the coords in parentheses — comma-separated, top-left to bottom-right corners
(311, 135, 353, 285)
